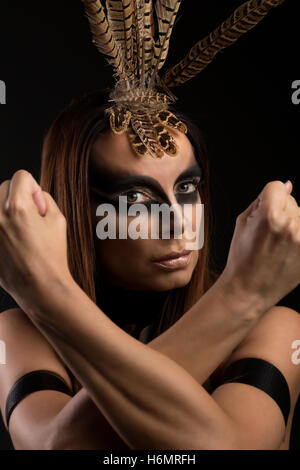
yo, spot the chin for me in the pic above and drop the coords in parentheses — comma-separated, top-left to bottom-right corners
(148, 268, 194, 291)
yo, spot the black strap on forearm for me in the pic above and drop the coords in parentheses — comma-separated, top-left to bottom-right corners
(218, 357, 291, 426)
(5, 369, 74, 428)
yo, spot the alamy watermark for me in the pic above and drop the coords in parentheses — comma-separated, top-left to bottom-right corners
(0, 80, 6, 104)
(291, 340, 300, 365)
(291, 80, 300, 105)
(95, 197, 204, 250)
(0, 340, 6, 364)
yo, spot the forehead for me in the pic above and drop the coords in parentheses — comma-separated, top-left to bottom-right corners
(90, 128, 197, 181)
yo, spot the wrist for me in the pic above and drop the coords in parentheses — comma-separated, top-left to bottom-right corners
(213, 271, 267, 324)
(21, 269, 78, 322)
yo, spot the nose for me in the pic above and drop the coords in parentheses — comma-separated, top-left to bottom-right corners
(151, 195, 186, 240)
(163, 195, 202, 245)
(168, 203, 185, 239)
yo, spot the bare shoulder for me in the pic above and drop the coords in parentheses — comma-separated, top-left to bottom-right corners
(0, 307, 74, 424)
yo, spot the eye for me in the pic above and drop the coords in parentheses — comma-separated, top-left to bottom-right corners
(176, 177, 201, 194)
(123, 190, 151, 204)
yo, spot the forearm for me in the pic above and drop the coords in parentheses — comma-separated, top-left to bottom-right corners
(148, 274, 266, 385)
(48, 388, 129, 450)
(32, 273, 265, 450)
(27, 276, 237, 450)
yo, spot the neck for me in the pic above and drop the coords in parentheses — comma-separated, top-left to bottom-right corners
(94, 271, 169, 334)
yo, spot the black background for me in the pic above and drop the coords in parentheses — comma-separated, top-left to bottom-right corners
(0, 0, 299, 450)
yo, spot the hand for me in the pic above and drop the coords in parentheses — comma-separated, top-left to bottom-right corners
(0, 170, 72, 310)
(220, 180, 300, 312)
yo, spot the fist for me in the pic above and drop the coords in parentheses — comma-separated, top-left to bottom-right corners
(222, 180, 300, 311)
(0, 170, 70, 306)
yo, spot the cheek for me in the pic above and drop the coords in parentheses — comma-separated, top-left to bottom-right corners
(94, 236, 159, 289)
(94, 222, 154, 273)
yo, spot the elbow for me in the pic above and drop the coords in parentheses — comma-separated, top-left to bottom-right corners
(46, 430, 78, 450)
(8, 423, 59, 450)
(190, 417, 241, 450)
(45, 431, 69, 450)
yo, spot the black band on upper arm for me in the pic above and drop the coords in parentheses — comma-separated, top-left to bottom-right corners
(5, 369, 74, 429)
(216, 357, 291, 426)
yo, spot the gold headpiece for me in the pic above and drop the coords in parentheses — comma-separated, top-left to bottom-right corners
(82, 0, 286, 158)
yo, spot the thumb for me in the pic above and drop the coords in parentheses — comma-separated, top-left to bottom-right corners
(283, 179, 293, 194)
(41, 191, 63, 217)
(32, 186, 47, 216)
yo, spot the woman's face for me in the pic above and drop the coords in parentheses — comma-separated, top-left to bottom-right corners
(89, 128, 203, 291)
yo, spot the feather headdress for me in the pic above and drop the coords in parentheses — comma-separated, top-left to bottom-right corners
(82, 0, 287, 158)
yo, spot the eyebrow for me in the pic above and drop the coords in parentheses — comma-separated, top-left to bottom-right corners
(89, 163, 203, 204)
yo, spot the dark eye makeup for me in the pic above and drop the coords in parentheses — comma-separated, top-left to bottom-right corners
(89, 163, 204, 209)
(115, 176, 202, 207)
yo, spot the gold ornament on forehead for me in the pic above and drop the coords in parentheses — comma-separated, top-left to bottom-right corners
(82, 0, 287, 159)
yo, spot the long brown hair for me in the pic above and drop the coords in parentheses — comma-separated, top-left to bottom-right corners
(39, 88, 220, 390)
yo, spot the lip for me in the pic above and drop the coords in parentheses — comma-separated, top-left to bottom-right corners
(152, 250, 192, 270)
(153, 249, 192, 262)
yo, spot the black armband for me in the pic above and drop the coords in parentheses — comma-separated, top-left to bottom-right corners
(217, 357, 291, 426)
(5, 369, 74, 428)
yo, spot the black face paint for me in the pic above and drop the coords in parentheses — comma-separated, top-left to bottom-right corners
(89, 163, 203, 213)
(176, 190, 200, 205)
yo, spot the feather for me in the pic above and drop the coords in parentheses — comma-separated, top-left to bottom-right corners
(108, 106, 132, 134)
(129, 112, 165, 158)
(106, 0, 135, 77)
(129, 111, 179, 158)
(134, 0, 146, 84)
(161, 0, 286, 88)
(149, 0, 182, 84)
(82, 0, 287, 159)
(82, 0, 127, 79)
(143, 0, 156, 80)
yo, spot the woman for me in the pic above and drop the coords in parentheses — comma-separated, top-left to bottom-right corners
(0, 88, 299, 450)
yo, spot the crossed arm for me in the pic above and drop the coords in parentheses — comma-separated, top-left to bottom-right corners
(2, 270, 299, 450)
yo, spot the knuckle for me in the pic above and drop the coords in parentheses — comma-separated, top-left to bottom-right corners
(285, 217, 298, 239)
(0, 179, 10, 188)
(13, 169, 31, 180)
(287, 195, 299, 212)
(265, 207, 281, 227)
(56, 211, 66, 225)
(7, 198, 27, 216)
(235, 215, 243, 229)
(265, 180, 283, 191)
(236, 213, 242, 223)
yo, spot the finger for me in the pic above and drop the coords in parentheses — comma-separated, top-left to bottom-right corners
(32, 187, 47, 216)
(41, 191, 63, 218)
(5, 170, 41, 215)
(0, 180, 11, 213)
(240, 180, 292, 224)
(258, 180, 291, 213)
(284, 180, 293, 194)
(241, 196, 262, 221)
(285, 195, 300, 220)
(286, 194, 299, 210)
